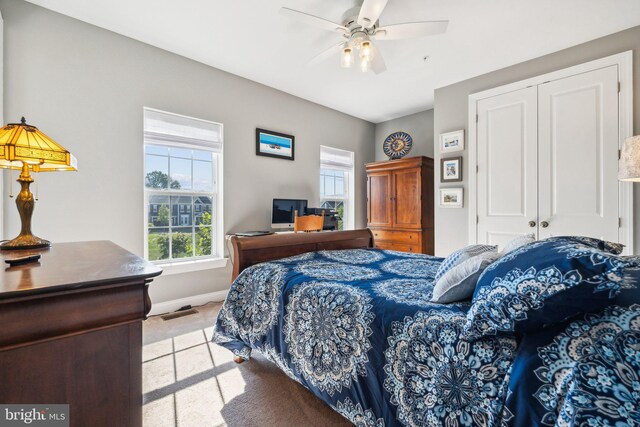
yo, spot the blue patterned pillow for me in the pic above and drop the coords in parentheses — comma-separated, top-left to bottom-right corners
(463, 237, 631, 340)
(434, 244, 497, 282)
(545, 235, 625, 255)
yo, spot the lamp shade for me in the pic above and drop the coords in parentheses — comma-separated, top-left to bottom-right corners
(619, 135, 640, 182)
(0, 117, 77, 172)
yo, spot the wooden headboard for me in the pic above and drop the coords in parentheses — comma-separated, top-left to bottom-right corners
(229, 229, 374, 281)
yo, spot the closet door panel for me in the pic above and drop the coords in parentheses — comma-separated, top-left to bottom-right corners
(538, 66, 619, 241)
(476, 86, 538, 248)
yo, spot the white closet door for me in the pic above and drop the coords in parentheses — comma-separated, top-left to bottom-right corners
(476, 86, 538, 248)
(537, 66, 619, 241)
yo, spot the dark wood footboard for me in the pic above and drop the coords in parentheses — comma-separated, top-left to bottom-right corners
(230, 229, 374, 282)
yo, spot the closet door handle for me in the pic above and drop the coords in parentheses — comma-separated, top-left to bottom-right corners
(541, 221, 549, 228)
(528, 221, 536, 228)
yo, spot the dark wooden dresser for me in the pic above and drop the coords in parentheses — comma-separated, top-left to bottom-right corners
(366, 156, 435, 254)
(0, 241, 161, 427)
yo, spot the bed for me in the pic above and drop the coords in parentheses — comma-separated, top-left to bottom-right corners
(213, 230, 640, 427)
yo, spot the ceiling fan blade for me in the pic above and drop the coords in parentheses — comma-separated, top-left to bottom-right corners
(280, 7, 348, 34)
(370, 43, 387, 74)
(310, 42, 345, 65)
(374, 21, 448, 40)
(357, 0, 389, 29)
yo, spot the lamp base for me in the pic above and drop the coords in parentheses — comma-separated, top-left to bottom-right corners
(0, 234, 50, 250)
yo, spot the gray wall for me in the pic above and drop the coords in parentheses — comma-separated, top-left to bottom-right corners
(0, 0, 375, 303)
(434, 25, 640, 256)
(374, 109, 434, 162)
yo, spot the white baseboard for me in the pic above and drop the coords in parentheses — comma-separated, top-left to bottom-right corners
(149, 290, 229, 316)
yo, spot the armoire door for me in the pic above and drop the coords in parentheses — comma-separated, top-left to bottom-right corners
(476, 86, 538, 248)
(537, 66, 619, 241)
(393, 168, 422, 228)
(367, 172, 393, 227)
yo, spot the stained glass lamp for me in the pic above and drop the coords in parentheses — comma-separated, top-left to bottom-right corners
(0, 117, 77, 250)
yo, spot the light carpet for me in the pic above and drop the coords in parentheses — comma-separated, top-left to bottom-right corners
(143, 302, 352, 427)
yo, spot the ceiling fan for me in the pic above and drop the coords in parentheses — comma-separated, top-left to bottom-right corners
(280, 0, 448, 74)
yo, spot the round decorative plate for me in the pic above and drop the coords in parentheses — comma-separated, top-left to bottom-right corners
(383, 132, 413, 159)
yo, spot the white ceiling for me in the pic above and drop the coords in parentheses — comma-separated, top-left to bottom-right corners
(25, 0, 640, 123)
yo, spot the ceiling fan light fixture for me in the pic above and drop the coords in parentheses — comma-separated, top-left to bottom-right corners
(360, 40, 374, 62)
(341, 47, 353, 68)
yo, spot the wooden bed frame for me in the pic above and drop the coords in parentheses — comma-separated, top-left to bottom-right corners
(229, 229, 374, 282)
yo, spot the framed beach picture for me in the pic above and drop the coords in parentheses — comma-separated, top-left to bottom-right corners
(440, 188, 463, 208)
(256, 128, 295, 160)
(439, 130, 465, 153)
(440, 156, 462, 182)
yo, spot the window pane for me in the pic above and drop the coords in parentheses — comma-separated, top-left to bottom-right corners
(170, 157, 192, 190)
(336, 202, 345, 230)
(145, 145, 169, 156)
(193, 150, 213, 161)
(194, 196, 213, 225)
(148, 227, 169, 261)
(193, 160, 213, 192)
(170, 147, 192, 159)
(195, 226, 212, 256)
(325, 175, 336, 197)
(171, 227, 193, 259)
(335, 176, 345, 196)
(145, 155, 169, 189)
(171, 196, 192, 227)
(148, 195, 170, 226)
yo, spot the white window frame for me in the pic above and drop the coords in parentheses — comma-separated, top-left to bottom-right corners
(320, 146, 355, 230)
(142, 108, 225, 274)
(320, 169, 349, 230)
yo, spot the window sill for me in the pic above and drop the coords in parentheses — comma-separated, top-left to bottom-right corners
(155, 257, 228, 276)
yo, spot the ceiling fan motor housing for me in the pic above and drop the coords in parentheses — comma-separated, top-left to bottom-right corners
(342, 7, 377, 49)
(342, 7, 377, 33)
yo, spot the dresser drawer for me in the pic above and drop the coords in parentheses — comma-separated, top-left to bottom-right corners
(374, 242, 422, 254)
(371, 229, 421, 244)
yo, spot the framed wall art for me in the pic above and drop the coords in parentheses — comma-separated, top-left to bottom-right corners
(439, 187, 463, 208)
(256, 128, 295, 160)
(439, 129, 465, 153)
(440, 156, 462, 182)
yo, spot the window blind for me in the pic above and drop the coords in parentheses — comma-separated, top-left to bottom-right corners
(144, 108, 222, 153)
(320, 146, 354, 171)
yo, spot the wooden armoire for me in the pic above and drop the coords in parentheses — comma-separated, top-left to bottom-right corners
(366, 156, 434, 254)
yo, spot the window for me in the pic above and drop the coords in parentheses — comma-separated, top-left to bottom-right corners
(320, 146, 355, 230)
(143, 108, 223, 263)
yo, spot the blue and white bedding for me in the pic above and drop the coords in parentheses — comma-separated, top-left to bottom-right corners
(212, 241, 640, 427)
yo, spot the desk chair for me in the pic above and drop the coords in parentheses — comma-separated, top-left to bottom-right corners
(294, 210, 324, 233)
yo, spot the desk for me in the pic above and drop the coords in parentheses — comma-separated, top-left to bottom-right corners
(0, 241, 161, 427)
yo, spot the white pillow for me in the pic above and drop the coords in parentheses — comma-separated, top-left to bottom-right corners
(434, 244, 498, 282)
(502, 233, 536, 254)
(431, 252, 501, 303)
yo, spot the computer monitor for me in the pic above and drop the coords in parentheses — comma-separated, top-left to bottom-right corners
(271, 198, 307, 229)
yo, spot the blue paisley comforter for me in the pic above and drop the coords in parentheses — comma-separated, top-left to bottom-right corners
(212, 249, 640, 427)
